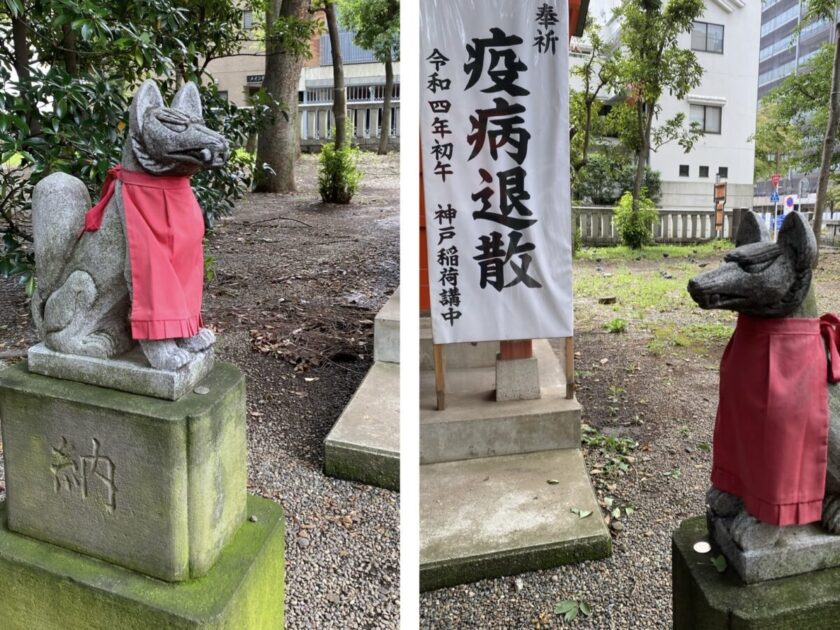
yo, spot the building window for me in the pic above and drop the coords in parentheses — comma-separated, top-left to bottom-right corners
(691, 22, 724, 54)
(679, 164, 689, 177)
(690, 104, 722, 134)
(699, 165, 709, 178)
(242, 10, 253, 29)
(718, 167, 729, 179)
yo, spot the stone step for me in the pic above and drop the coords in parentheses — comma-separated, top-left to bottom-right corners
(420, 317, 499, 370)
(324, 361, 399, 490)
(420, 339, 579, 464)
(374, 287, 399, 364)
(420, 449, 611, 591)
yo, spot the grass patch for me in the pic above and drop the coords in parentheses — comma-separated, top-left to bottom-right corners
(576, 241, 729, 262)
(576, 267, 695, 313)
(647, 322, 733, 355)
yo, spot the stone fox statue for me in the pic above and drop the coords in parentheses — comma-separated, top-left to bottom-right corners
(30, 80, 229, 371)
(688, 210, 840, 551)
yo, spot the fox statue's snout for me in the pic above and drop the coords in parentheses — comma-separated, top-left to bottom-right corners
(687, 210, 816, 318)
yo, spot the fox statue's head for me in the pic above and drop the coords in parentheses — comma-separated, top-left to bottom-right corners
(687, 210, 816, 318)
(126, 80, 230, 176)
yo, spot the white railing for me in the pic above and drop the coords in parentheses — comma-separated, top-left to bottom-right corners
(299, 101, 401, 150)
(574, 206, 736, 245)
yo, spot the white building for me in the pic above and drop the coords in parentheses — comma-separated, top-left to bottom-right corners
(572, 0, 760, 212)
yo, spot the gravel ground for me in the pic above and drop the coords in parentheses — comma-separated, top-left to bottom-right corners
(0, 152, 400, 628)
(419, 247, 840, 629)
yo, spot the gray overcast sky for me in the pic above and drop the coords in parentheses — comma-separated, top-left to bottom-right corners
(586, 0, 620, 22)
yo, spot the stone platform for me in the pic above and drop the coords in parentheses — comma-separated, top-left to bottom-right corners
(0, 495, 284, 629)
(420, 449, 611, 591)
(711, 514, 840, 584)
(325, 288, 400, 491)
(28, 343, 214, 400)
(674, 516, 840, 629)
(0, 361, 246, 582)
(374, 288, 400, 363)
(420, 339, 579, 464)
(325, 361, 400, 491)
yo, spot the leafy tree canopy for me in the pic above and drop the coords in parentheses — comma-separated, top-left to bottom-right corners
(0, 0, 273, 290)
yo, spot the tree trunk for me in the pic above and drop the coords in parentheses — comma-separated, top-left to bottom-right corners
(813, 21, 840, 264)
(379, 51, 393, 155)
(325, 2, 346, 149)
(11, 15, 40, 137)
(255, 0, 310, 193)
(61, 24, 79, 76)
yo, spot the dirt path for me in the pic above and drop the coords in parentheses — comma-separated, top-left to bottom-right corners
(0, 152, 400, 629)
(420, 246, 840, 629)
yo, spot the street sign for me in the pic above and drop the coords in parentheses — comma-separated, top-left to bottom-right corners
(786, 195, 795, 208)
(771, 173, 781, 187)
(770, 190, 780, 203)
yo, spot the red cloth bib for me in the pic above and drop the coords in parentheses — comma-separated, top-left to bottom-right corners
(711, 314, 840, 526)
(81, 165, 205, 340)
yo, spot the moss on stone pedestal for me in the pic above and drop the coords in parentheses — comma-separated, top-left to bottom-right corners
(0, 495, 284, 629)
(673, 516, 840, 629)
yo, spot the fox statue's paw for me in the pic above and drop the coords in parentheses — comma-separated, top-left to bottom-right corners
(177, 328, 216, 353)
(140, 339, 193, 371)
(822, 495, 840, 534)
(730, 510, 781, 550)
(706, 486, 743, 518)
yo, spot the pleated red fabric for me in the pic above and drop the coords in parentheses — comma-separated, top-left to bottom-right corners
(711, 314, 840, 526)
(80, 165, 205, 340)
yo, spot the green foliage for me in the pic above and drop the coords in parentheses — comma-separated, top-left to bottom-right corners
(338, 0, 399, 63)
(0, 0, 275, 285)
(604, 318, 628, 334)
(318, 141, 362, 204)
(611, 0, 704, 202)
(554, 598, 592, 624)
(762, 43, 834, 174)
(574, 153, 662, 205)
(613, 192, 657, 249)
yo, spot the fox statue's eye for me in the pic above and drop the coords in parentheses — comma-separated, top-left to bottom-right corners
(160, 119, 188, 133)
(740, 259, 775, 274)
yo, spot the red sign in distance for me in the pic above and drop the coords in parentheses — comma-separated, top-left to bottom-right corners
(771, 173, 781, 187)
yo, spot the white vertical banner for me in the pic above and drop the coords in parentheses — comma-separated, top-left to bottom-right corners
(420, 0, 573, 344)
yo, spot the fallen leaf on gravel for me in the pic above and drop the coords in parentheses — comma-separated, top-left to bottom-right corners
(249, 411, 264, 418)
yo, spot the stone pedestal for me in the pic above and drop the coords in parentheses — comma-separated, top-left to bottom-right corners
(0, 361, 246, 581)
(495, 355, 540, 402)
(0, 361, 284, 627)
(28, 343, 214, 400)
(673, 516, 840, 629)
(0, 496, 284, 630)
(710, 513, 840, 583)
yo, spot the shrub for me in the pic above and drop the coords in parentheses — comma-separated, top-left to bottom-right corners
(613, 191, 658, 249)
(318, 142, 362, 204)
(604, 317, 627, 333)
(573, 153, 662, 205)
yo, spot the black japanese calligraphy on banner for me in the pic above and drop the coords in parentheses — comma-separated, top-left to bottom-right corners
(420, 0, 573, 344)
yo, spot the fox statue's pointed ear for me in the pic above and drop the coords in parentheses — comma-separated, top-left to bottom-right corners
(129, 80, 164, 134)
(778, 211, 817, 271)
(735, 210, 770, 246)
(171, 82, 202, 120)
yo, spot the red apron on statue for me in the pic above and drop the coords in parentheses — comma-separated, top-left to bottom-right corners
(80, 165, 205, 340)
(711, 314, 840, 526)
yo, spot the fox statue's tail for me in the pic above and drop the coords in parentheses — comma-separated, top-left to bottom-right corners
(30, 172, 91, 336)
